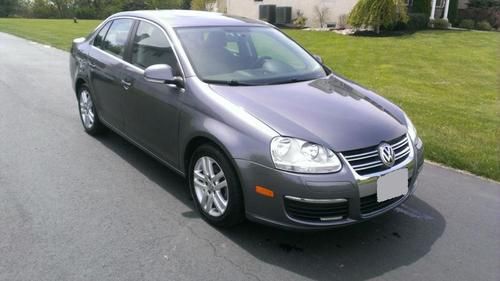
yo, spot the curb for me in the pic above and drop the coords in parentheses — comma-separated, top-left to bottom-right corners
(424, 160, 500, 184)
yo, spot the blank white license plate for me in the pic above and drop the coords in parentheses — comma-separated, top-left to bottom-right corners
(376, 168, 408, 202)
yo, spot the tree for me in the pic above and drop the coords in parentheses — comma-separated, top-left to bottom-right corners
(52, 0, 70, 18)
(180, 0, 190, 9)
(190, 0, 215, 11)
(122, 0, 150, 11)
(348, 0, 409, 33)
(314, 5, 329, 28)
(147, 0, 182, 9)
(0, 0, 18, 17)
(32, 0, 58, 18)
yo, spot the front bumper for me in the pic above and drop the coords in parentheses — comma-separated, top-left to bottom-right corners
(235, 137, 424, 230)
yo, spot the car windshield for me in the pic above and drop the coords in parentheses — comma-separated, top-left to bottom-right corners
(175, 26, 328, 86)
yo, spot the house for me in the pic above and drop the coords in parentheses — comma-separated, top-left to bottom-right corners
(214, 0, 470, 27)
(215, 0, 359, 28)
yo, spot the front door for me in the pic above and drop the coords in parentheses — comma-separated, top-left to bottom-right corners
(88, 18, 134, 131)
(121, 21, 183, 166)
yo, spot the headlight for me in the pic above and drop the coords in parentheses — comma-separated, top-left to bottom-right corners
(405, 114, 418, 142)
(270, 137, 342, 173)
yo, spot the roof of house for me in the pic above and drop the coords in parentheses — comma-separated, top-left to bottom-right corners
(112, 10, 269, 28)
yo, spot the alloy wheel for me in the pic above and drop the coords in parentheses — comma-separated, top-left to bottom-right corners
(193, 156, 229, 217)
(79, 89, 95, 129)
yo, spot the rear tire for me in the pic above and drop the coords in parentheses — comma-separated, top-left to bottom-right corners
(188, 144, 245, 227)
(77, 84, 106, 135)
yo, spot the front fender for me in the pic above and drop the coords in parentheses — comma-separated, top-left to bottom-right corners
(178, 77, 280, 174)
(178, 105, 277, 174)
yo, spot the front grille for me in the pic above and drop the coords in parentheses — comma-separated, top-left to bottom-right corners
(284, 197, 349, 223)
(360, 194, 403, 214)
(341, 134, 410, 176)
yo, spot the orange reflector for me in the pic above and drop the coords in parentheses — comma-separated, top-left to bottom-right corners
(256, 186, 274, 198)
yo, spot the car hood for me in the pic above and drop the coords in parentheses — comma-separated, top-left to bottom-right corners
(208, 74, 407, 152)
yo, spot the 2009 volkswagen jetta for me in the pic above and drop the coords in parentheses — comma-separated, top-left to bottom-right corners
(70, 10, 424, 230)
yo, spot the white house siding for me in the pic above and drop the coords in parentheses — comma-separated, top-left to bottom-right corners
(223, 0, 359, 27)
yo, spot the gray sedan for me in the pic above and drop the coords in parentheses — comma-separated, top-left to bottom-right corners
(70, 10, 424, 230)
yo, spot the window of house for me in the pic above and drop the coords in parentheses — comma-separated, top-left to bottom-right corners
(436, 0, 445, 8)
(101, 19, 134, 59)
(131, 21, 181, 75)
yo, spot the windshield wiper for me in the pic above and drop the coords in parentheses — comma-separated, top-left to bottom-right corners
(204, 79, 257, 86)
(264, 78, 313, 85)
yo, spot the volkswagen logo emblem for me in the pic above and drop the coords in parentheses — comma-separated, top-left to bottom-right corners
(378, 143, 395, 167)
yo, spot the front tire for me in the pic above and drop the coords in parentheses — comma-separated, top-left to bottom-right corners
(78, 84, 106, 135)
(188, 144, 245, 227)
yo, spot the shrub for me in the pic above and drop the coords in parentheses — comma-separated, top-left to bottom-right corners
(338, 14, 348, 29)
(431, 19, 450, 29)
(385, 13, 428, 31)
(293, 10, 308, 28)
(459, 19, 476, 28)
(467, 0, 500, 8)
(407, 13, 429, 30)
(412, 0, 432, 16)
(191, 0, 216, 11)
(476, 20, 494, 29)
(459, 7, 500, 28)
(348, 0, 409, 34)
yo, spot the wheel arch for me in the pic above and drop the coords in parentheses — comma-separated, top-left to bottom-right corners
(184, 135, 232, 172)
(75, 77, 88, 97)
(182, 134, 244, 187)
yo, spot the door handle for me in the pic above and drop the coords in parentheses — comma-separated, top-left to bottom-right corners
(121, 79, 132, 90)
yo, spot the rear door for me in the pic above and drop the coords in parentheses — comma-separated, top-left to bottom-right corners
(88, 18, 134, 131)
(121, 20, 183, 166)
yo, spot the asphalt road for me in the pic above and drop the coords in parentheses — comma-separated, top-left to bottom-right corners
(0, 32, 499, 281)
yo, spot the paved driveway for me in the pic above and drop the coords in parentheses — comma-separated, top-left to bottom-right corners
(0, 32, 499, 281)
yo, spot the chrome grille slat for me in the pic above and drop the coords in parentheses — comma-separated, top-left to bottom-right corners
(344, 151, 379, 162)
(395, 146, 410, 157)
(395, 148, 410, 160)
(341, 135, 411, 176)
(354, 162, 384, 171)
(393, 138, 408, 150)
(351, 159, 383, 169)
(344, 150, 378, 160)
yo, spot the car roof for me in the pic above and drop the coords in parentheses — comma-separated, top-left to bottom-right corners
(111, 10, 270, 28)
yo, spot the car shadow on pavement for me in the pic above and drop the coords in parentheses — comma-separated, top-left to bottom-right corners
(221, 196, 445, 281)
(97, 132, 446, 281)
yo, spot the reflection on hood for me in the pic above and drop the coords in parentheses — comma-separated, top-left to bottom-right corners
(309, 75, 363, 100)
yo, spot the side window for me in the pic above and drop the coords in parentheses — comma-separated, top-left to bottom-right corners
(101, 19, 134, 59)
(131, 21, 181, 75)
(93, 21, 112, 48)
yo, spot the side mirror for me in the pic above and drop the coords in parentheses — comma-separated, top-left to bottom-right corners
(144, 64, 184, 88)
(313, 54, 323, 64)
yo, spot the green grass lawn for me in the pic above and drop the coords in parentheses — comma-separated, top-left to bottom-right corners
(1, 18, 499, 181)
(0, 18, 101, 50)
